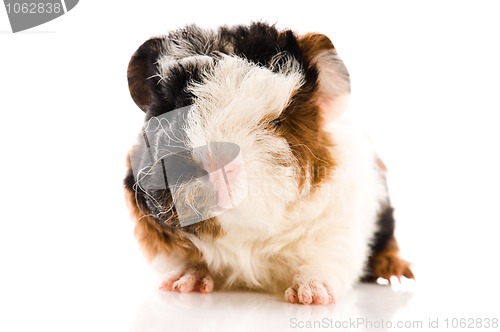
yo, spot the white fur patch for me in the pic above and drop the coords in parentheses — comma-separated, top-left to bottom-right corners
(180, 113, 387, 297)
(160, 26, 220, 60)
(157, 55, 214, 81)
(187, 54, 304, 140)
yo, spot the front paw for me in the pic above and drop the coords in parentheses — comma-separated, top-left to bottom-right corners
(285, 277, 335, 305)
(159, 268, 214, 293)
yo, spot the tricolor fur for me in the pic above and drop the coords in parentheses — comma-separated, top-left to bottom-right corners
(124, 23, 413, 304)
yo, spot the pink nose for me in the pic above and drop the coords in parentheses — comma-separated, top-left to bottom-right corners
(206, 156, 240, 209)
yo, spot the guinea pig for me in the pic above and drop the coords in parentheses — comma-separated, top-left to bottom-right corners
(124, 23, 413, 305)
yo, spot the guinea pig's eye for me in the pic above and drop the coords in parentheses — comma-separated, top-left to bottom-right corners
(269, 118, 282, 128)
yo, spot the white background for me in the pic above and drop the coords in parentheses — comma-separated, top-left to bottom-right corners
(1, 1, 500, 331)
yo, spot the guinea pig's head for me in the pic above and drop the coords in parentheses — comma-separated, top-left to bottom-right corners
(127, 23, 350, 231)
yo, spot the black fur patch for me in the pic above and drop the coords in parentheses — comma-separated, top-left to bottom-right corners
(146, 62, 204, 119)
(220, 23, 302, 68)
(129, 23, 321, 120)
(371, 205, 396, 254)
(362, 205, 396, 281)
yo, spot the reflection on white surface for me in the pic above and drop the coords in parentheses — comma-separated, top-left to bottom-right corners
(129, 274, 500, 332)
(129, 283, 415, 332)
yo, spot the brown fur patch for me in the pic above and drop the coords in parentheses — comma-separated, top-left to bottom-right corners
(124, 152, 222, 264)
(298, 33, 336, 60)
(281, 88, 336, 191)
(276, 34, 342, 192)
(297, 33, 350, 126)
(281, 96, 335, 192)
(365, 236, 414, 282)
(124, 186, 202, 263)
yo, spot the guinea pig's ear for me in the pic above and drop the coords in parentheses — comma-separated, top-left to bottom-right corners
(298, 33, 350, 123)
(127, 37, 164, 112)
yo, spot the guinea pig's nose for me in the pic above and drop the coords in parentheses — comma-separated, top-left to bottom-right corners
(205, 154, 240, 210)
(199, 142, 242, 210)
